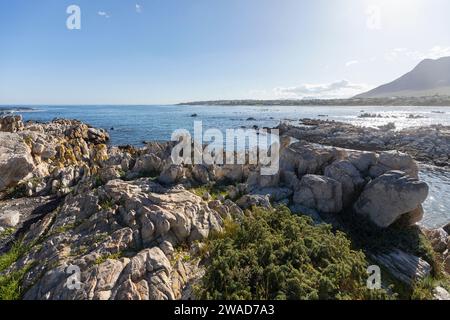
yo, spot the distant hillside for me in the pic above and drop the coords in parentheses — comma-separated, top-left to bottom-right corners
(355, 56, 450, 98)
(179, 96, 450, 107)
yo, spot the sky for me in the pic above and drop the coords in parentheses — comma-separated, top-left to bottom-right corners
(1, 0, 450, 104)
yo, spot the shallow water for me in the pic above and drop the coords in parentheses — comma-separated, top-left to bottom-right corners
(419, 165, 450, 229)
(7, 104, 450, 228)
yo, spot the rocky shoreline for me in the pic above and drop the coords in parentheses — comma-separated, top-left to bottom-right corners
(1, 115, 449, 300)
(278, 119, 450, 167)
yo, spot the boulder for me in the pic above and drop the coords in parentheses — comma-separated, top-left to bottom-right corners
(324, 160, 365, 207)
(433, 286, 450, 300)
(354, 171, 428, 228)
(191, 164, 210, 184)
(133, 154, 162, 175)
(279, 142, 341, 176)
(0, 132, 35, 192)
(369, 151, 418, 179)
(213, 165, 244, 183)
(293, 174, 343, 213)
(423, 228, 449, 253)
(251, 187, 293, 202)
(87, 127, 109, 144)
(158, 165, 183, 185)
(0, 210, 21, 227)
(236, 194, 271, 210)
(443, 222, 450, 235)
(347, 151, 378, 173)
(0, 115, 24, 132)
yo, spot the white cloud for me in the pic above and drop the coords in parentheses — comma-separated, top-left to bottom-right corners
(249, 80, 371, 100)
(345, 60, 359, 67)
(426, 46, 450, 59)
(135, 4, 142, 13)
(385, 46, 450, 62)
(98, 11, 110, 18)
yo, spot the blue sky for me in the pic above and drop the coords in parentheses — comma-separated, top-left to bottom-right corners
(1, 0, 450, 104)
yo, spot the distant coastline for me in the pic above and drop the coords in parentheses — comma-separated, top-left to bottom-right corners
(0, 106, 34, 114)
(179, 96, 450, 107)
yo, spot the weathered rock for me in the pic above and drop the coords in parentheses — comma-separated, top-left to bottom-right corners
(348, 151, 378, 173)
(369, 151, 419, 179)
(423, 228, 449, 253)
(251, 187, 293, 202)
(279, 119, 450, 167)
(443, 222, 450, 235)
(0, 210, 21, 227)
(0, 115, 24, 132)
(354, 171, 429, 228)
(133, 154, 162, 175)
(370, 249, 432, 286)
(87, 127, 109, 144)
(433, 286, 450, 300)
(98, 166, 122, 184)
(158, 165, 183, 185)
(213, 164, 244, 183)
(192, 165, 210, 184)
(236, 194, 271, 210)
(0, 132, 35, 192)
(279, 142, 341, 177)
(324, 160, 365, 207)
(293, 174, 343, 213)
(444, 255, 450, 274)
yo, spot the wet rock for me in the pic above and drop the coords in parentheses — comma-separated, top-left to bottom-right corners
(87, 127, 109, 144)
(443, 222, 450, 235)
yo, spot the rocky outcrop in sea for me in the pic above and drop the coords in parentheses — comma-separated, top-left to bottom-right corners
(1, 115, 449, 300)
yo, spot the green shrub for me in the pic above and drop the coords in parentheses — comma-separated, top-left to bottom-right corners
(94, 252, 123, 265)
(197, 206, 389, 300)
(190, 184, 228, 200)
(4, 183, 27, 199)
(0, 265, 32, 300)
(337, 212, 439, 275)
(0, 228, 15, 240)
(99, 198, 115, 210)
(0, 241, 29, 273)
(0, 241, 33, 300)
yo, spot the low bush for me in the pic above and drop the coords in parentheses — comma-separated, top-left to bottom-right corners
(197, 206, 389, 300)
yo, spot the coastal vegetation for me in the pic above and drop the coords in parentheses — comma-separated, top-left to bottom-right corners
(197, 206, 390, 300)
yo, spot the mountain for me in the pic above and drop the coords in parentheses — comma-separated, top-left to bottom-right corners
(355, 56, 450, 98)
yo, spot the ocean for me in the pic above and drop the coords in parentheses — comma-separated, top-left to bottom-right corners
(5, 104, 450, 229)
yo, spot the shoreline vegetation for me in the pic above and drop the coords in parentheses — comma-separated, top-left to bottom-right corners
(0, 114, 450, 300)
(178, 96, 450, 107)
